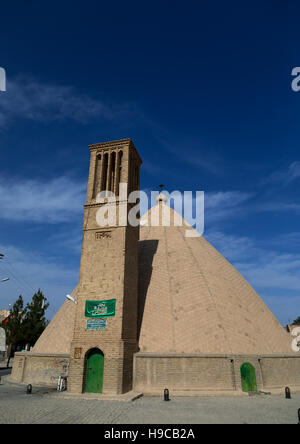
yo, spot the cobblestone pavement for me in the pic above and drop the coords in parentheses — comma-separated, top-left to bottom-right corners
(0, 376, 300, 424)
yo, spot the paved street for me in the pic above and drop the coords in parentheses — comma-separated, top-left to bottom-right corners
(0, 371, 299, 424)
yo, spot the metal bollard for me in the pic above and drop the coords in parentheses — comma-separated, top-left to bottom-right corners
(164, 388, 170, 401)
(285, 387, 291, 399)
(26, 384, 32, 394)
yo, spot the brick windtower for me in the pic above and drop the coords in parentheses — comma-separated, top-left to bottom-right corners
(68, 139, 142, 394)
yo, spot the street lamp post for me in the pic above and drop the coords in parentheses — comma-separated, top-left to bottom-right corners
(66, 294, 77, 304)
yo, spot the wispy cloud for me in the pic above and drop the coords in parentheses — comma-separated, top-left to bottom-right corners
(180, 151, 224, 175)
(271, 231, 300, 248)
(207, 230, 300, 292)
(0, 77, 129, 129)
(206, 230, 255, 260)
(255, 201, 300, 212)
(0, 176, 85, 223)
(261, 161, 300, 187)
(0, 243, 78, 317)
(206, 229, 300, 324)
(237, 254, 300, 291)
(203, 190, 253, 228)
(205, 190, 252, 212)
(47, 227, 83, 254)
(205, 186, 300, 228)
(139, 120, 226, 176)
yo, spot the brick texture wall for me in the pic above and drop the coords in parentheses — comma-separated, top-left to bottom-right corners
(11, 352, 69, 386)
(133, 353, 300, 393)
(11, 351, 300, 393)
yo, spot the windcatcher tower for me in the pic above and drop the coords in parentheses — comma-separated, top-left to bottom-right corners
(68, 139, 142, 394)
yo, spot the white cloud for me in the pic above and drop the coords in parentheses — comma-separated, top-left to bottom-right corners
(0, 176, 86, 223)
(0, 77, 128, 128)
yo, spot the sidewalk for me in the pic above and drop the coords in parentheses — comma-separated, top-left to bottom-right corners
(1, 377, 300, 424)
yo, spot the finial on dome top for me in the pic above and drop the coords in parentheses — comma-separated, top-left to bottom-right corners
(156, 184, 167, 204)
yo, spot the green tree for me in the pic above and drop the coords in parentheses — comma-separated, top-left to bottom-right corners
(292, 316, 300, 325)
(1, 295, 27, 366)
(23, 289, 49, 347)
(1, 290, 50, 367)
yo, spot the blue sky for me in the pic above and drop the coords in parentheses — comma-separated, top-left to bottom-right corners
(0, 0, 300, 324)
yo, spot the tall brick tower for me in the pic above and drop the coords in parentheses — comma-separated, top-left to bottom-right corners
(68, 139, 142, 394)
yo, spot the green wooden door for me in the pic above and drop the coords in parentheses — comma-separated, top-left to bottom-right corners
(85, 350, 104, 393)
(240, 362, 257, 392)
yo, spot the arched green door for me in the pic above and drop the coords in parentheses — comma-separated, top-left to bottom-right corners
(85, 349, 104, 393)
(240, 362, 257, 392)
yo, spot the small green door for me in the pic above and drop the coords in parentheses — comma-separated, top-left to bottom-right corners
(85, 349, 104, 393)
(240, 362, 257, 392)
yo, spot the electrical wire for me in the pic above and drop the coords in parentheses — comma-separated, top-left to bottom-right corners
(0, 260, 33, 299)
(0, 254, 68, 319)
(1, 257, 36, 294)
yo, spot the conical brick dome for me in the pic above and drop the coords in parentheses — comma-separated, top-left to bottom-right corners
(32, 288, 78, 354)
(137, 201, 293, 355)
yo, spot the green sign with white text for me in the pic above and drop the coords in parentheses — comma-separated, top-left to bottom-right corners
(85, 299, 116, 318)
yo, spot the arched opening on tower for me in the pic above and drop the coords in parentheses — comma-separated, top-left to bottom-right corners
(110, 151, 116, 192)
(93, 154, 102, 198)
(84, 348, 104, 394)
(101, 153, 108, 194)
(116, 150, 123, 196)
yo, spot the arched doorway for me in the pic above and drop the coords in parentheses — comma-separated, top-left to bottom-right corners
(240, 362, 257, 392)
(85, 348, 104, 393)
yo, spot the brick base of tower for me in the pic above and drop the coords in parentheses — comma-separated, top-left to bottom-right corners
(68, 340, 138, 394)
